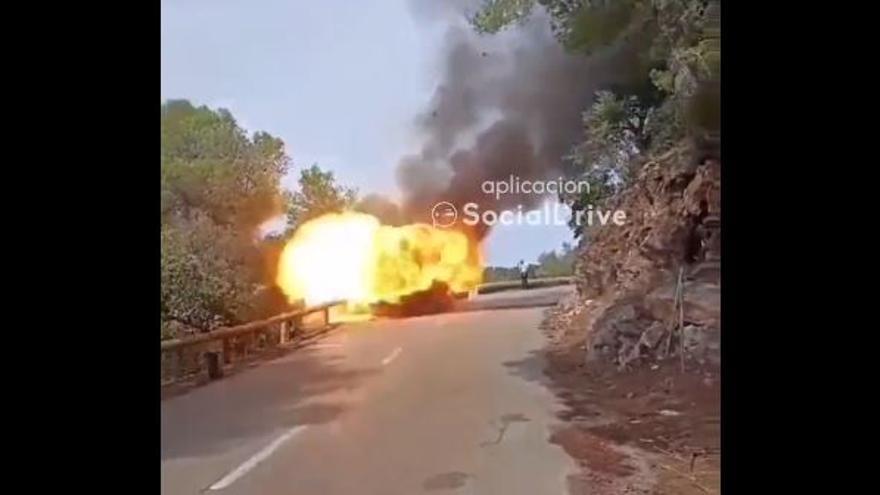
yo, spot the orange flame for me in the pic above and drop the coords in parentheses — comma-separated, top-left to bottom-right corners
(276, 212, 483, 311)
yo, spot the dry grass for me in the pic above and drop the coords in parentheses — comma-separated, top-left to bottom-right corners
(652, 447, 720, 495)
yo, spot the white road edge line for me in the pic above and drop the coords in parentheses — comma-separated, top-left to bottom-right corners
(208, 425, 307, 491)
(381, 347, 403, 366)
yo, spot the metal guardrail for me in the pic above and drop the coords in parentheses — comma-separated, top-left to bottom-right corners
(475, 276, 573, 295)
(160, 301, 342, 384)
(161, 278, 573, 384)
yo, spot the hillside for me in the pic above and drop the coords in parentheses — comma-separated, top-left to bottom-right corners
(540, 141, 721, 494)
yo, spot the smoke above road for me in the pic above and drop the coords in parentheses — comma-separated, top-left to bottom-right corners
(396, 0, 623, 238)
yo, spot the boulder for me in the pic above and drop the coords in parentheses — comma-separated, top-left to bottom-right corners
(614, 320, 644, 338)
(640, 321, 667, 349)
(682, 324, 720, 365)
(645, 281, 720, 328)
(687, 260, 721, 284)
(565, 144, 721, 370)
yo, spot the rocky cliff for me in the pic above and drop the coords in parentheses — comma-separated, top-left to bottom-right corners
(551, 143, 720, 370)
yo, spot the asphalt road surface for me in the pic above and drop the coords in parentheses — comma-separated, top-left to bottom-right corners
(161, 286, 576, 495)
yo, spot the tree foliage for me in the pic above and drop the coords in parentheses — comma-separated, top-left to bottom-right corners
(471, 0, 538, 34)
(535, 242, 577, 277)
(483, 265, 522, 282)
(161, 100, 291, 338)
(473, 1, 709, 58)
(472, 1, 719, 238)
(483, 242, 576, 282)
(285, 164, 357, 231)
(161, 101, 288, 229)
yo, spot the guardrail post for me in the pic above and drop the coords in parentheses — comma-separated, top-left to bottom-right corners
(205, 351, 223, 380)
(280, 320, 289, 344)
(222, 338, 231, 364)
(161, 302, 344, 387)
(174, 348, 184, 381)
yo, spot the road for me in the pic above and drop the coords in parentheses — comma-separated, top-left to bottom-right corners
(161, 286, 576, 495)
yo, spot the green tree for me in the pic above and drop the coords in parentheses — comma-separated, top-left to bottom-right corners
(472, 0, 716, 122)
(161, 100, 291, 337)
(472, 1, 708, 58)
(471, 0, 538, 34)
(483, 266, 521, 282)
(473, 0, 646, 53)
(285, 164, 357, 230)
(161, 100, 289, 229)
(536, 242, 577, 277)
(472, 1, 719, 238)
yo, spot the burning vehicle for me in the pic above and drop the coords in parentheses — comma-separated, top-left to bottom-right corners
(275, 211, 483, 319)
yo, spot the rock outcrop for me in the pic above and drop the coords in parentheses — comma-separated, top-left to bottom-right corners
(569, 143, 721, 370)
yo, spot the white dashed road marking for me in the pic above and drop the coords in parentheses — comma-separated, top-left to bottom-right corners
(382, 347, 403, 366)
(208, 425, 307, 490)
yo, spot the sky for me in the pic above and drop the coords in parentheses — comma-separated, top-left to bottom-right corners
(161, 0, 575, 266)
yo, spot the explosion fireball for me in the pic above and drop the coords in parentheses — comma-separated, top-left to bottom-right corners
(276, 212, 483, 313)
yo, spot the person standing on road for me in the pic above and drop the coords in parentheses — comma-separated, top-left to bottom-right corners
(518, 259, 529, 289)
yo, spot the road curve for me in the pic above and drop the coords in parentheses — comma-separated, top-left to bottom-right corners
(161, 287, 576, 495)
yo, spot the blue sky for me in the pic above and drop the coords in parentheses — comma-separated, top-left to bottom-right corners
(161, 0, 575, 266)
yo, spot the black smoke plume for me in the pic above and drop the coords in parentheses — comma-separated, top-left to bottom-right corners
(397, 1, 636, 238)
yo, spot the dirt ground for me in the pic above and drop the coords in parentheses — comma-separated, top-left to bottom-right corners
(540, 306, 720, 495)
